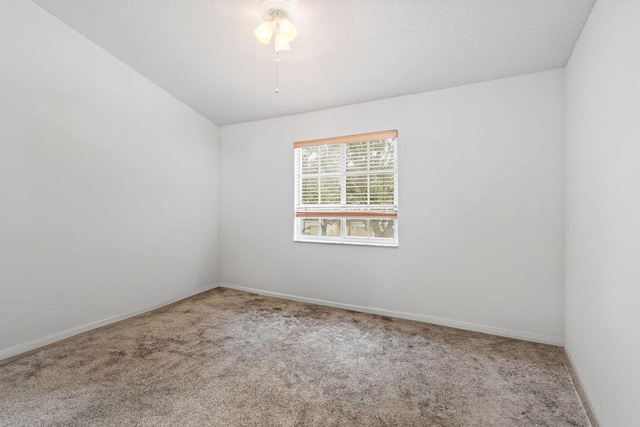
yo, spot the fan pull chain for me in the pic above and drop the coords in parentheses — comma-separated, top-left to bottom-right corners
(275, 50, 280, 94)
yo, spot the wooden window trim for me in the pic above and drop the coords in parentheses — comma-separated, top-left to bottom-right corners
(293, 130, 398, 149)
(296, 212, 397, 219)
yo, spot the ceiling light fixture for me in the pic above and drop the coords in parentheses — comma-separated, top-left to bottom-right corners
(254, 0, 298, 94)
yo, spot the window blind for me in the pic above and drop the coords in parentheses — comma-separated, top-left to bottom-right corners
(293, 130, 398, 245)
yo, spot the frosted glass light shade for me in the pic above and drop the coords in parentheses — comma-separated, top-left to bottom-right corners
(278, 19, 297, 42)
(275, 33, 290, 51)
(255, 22, 274, 44)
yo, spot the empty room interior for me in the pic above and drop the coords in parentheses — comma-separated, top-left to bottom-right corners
(1, 0, 638, 426)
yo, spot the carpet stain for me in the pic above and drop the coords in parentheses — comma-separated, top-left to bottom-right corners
(0, 288, 590, 426)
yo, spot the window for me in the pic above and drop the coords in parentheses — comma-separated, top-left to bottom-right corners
(294, 130, 398, 246)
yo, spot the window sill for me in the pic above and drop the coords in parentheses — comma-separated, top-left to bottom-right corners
(294, 238, 398, 248)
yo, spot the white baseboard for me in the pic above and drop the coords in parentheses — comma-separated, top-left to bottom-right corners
(0, 284, 221, 362)
(220, 283, 565, 346)
(565, 349, 601, 427)
(1, 281, 563, 362)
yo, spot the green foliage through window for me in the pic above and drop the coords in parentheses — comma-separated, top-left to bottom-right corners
(294, 131, 398, 245)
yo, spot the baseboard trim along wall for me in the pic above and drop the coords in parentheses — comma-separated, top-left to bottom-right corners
(565, 349, 601, 427)
(221, 283, 565, 346)
(0, 284, 221, 363)
(1, 281, 563, 363)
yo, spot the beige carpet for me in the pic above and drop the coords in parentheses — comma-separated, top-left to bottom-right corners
(0, 288, 590, 426)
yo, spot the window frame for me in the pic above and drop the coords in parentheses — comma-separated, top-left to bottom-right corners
(293, 130, 398, 247)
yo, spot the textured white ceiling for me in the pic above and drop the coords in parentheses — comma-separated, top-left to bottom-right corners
(30, 0, 595, 126)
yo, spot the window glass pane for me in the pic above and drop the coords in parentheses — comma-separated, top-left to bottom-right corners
(346, 174, 368, 205)
(319, 145, 341, 173)
(346, 141, 368, 172)
(369, 219, 395, 239)
(319, 176, 340, 204)
(369, 139, 395, 171)
(294, 133, 398, 246)
(301, 147, 318, 175)
(369, 173, 394, 205)
(320, 219, 342, 237)
(299, 218, 320, 236)
(301, 177, 318, 204)
(346, 219, 368, 237)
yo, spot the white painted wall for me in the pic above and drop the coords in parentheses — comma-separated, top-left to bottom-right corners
(220, 69, 566, 344)
(565, 0, 640, 425)
(0, 0, 219, 358)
